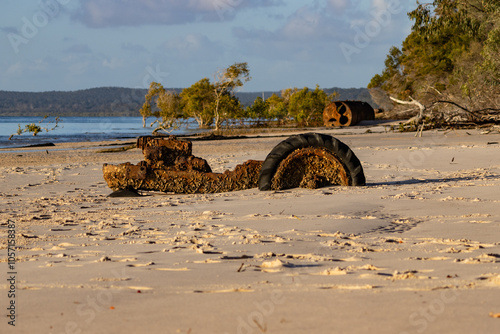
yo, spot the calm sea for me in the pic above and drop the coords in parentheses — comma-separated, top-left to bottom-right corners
(0, 116, 204, 150)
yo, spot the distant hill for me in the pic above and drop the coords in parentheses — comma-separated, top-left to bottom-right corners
(0, 87, 150, 117)
(0, 87, 376, 117)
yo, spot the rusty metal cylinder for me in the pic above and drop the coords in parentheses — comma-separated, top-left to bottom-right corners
(323, 101, 375, 127)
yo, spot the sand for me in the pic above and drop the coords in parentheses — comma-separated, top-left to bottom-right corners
(1, 126, 499, 333)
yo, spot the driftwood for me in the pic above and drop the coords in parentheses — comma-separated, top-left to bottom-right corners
(391, 95, 500, 124)
(389, 96, 425, 124)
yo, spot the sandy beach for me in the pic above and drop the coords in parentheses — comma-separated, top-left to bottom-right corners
(1, 125, 499, 333)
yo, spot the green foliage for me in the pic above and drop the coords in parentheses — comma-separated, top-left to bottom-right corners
(368, 46, 405, 94)
(216, 93, 245, 127)
(370, 0, 500, 113)
(213, 62, 251, 130)
(180, 78, 215, 128)
(137, 61, 363, 132)
(243, 87, 336, 126)
(140, 82, 183, 133)
(140, 82, 163, 123)
(9, 116, 61, 140)
(265, 93, 288, 122)
(0, 87, 374, 117)
(287, 86, 330, 126)
(143, 62, 250, 133)
(20, 123, 42, 136)
(246, 96, 268, 120)
(153, 90, 182, 133)
(216, 62, 251, 92)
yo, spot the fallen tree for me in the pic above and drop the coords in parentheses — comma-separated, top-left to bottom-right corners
(389, 93, 500, 135)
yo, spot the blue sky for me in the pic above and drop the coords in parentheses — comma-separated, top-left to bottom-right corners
(0, 0, 417, 92)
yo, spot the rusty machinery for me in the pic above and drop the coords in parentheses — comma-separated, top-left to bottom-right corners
(103, 133, 365, 195)
(323, 101, 375, 127)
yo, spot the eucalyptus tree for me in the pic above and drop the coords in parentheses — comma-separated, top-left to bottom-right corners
(140, 82, 182, 133)
(369, 0, 500, 122)
(287, 86, 330, 126)
(212, 62, 251, 131)
(180, 78, 215, 129)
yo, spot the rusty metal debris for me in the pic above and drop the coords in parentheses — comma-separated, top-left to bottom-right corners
(323, 101, 375, 127)
(270, 147, 350, 190)
(103, 133, 365, 194)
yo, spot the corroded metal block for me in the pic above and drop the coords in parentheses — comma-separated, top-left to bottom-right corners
(103, 160, 262, 194)
(174, 156, 212, 173)
(103, 162, 148, 190)
(137, 135, 192, 155)
(103, 135, 262, 194)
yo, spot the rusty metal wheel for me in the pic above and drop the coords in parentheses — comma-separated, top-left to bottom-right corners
(258, 133, 365, 190)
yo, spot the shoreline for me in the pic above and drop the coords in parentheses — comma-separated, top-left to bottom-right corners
(1, 128, 499, 333)
(0, 118, 402, 150)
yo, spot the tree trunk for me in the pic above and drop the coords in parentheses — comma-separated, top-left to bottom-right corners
(214, 90, 222, 131)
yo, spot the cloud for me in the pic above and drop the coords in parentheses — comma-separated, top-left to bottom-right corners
(121, 43, 148, 53)
(5, 58, 49, 76)
(0, 26, 18, 34)
(235, 6, 344, 43)
(6, 62, 24, 76)
(160, 33, 221, 61)
(102, 57, 125, 70)
(64, 43, 92, 54)
(371, 0, 395, 13)
(71, 0, 284, 28)
(327, 0, 349, 12)
(229, 0, 415, 90)
(281, 6, 323, 40)
(67, 60, 91, 75)
(234, 0, 412, 61)
(233, 3, 353, 62)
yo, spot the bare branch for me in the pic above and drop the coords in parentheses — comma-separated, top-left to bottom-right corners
(428, 86, 444, 96)
(474, 107, 500, 114)
(389, 96, 425, 110)
(390, 96, 426, 124)
(431, 100, 482, 120)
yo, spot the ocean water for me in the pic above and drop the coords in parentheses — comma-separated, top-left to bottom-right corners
(0, 116, 204, 150)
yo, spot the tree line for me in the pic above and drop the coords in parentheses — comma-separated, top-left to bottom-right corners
(0, 86, 374, 118)
(369, 0, 500, 128)
(140, 62, 343, 133)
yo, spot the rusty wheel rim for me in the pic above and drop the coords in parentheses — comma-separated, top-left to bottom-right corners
(270, 147, 350, 190)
